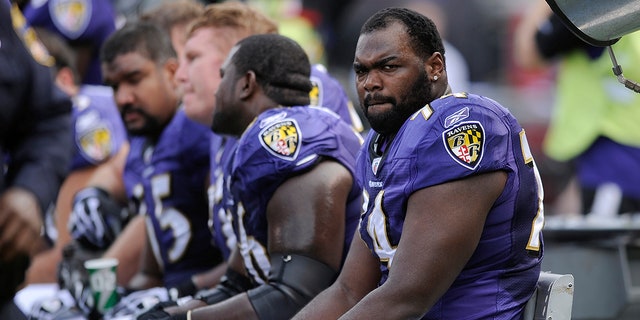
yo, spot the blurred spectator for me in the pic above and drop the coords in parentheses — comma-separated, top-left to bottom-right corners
(403, 0, 470, 93)
(322, 0, 497, 83)
(25, 26, 128, 285)
(1, 1, 72, 318)
(110, 0, 219, 27)
(301, 0, 353, 65)
(22, 0, 118, 85)
(247, 0, 327, 65)
(514, 0, 640, 216)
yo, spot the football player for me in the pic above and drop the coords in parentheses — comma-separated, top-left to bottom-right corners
(141, 33, 362, 320)
(99, 20, 223, 294)
(294, 7, 544, 320)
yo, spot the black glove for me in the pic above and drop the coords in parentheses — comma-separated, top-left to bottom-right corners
(168, 278, 197, 300)
(68, 187, 129, 250)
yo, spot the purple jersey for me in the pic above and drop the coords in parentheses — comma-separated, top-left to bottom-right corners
(207, 66, 362, 261)
(23, 0, 116, 84)
(229, 106, 363, 284)
(310, 64, 363, 132)
(124, 110, 221, 288)
(208, 134, 238, 260)
(70, 85, 125, 171)
(357, 93, 544, 319)
(44, 85, 125, 244)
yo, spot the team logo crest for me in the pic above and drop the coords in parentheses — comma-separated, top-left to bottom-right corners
(79, 127, 112, 163)
(51, 0, 91, 40)
(259, 119, 300, 160)
(309, 77, 322, 107)
(443, 121, 485, 170)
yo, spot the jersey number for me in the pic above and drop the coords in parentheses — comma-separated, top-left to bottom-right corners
(235, 202, 270, 284)
(520, 130, 544, 251)
(363, 190, 397, 267)
(133, 174, 191, 264)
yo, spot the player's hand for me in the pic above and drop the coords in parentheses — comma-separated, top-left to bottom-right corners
(0, 187, 47, 261)
(168, 277, 198, 300)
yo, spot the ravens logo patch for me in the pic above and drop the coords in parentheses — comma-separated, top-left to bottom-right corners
(79, 127, 112, 163)
(51, 0, 91, 40)
(443, 121, 485, 170)
(259, 119, 300, 160)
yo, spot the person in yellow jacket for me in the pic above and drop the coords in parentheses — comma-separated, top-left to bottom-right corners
(515, 0, 640, 216)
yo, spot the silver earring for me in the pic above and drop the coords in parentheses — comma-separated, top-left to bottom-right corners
(433, 75, 438, 81)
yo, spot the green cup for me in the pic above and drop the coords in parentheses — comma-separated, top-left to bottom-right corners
(84, 258, 119, 315)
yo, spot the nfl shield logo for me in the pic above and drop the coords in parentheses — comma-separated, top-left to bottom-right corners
(372, 157, 381, 175)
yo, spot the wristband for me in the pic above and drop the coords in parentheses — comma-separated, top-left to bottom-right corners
(169, 277, 197, 300)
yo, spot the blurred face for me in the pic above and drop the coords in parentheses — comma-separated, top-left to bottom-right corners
(170, 24, 189, 59)
(102, 52, 179, 136)
(177, 27, 236, 126)
(170, 24, 189, 97)
(353, 22, 432, 136)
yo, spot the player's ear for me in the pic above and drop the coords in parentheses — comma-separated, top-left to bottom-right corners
(239, 70, 257, 99)
(164, 57, 179, 75)
(426, 52, 444, 80)
(164, 57, 180, 89)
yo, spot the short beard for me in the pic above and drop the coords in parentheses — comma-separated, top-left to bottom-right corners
(122, 107, 164, 137)
(364, 69, 432, 136)
(211, 109, 243, 137)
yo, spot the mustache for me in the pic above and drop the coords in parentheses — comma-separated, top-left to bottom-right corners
(364, 94, 395, 107)
(121, 104, 146, 117)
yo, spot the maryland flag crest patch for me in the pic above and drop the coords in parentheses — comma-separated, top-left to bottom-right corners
(443, 121, 485, 170)
(260, 119, 300, 160)
(79, 127, 112, 163)
(51, 0, 91, 39)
